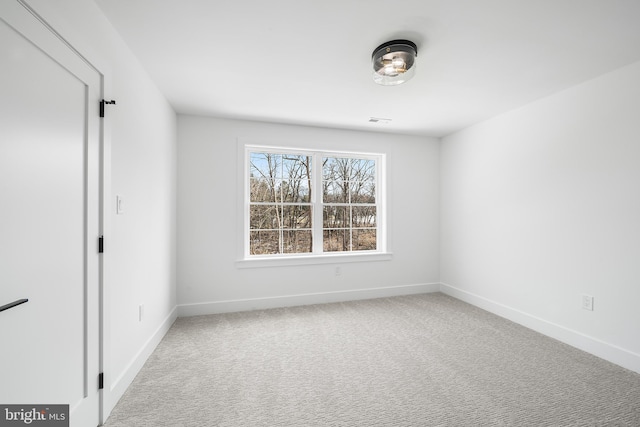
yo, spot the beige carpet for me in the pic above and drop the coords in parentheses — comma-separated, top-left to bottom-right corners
(104, 293, 640, 426)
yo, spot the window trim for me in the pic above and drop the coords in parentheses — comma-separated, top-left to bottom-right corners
(237, 141, 390, 267)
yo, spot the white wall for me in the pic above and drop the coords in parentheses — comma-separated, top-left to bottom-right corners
(177, 116, 439, 314)
(440, 60, 640, 373)
(25, 0, 178, 417)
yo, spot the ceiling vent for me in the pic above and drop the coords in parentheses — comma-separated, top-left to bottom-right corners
(369, 117, 392, 124)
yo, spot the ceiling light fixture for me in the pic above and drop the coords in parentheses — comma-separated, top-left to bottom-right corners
(372, 39, 417, 86)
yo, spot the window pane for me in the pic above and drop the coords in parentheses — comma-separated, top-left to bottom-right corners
(322, 157, 337, 180)
(323, 206, 349, 228)
(282, 155, 311, 180)
(323, 229, 350, 252)
(322, 157, 336, 179)
(350, 180, 376, 203)
(323, 180, 348, 203)
(250, 205, 280, 230)
(283, 230, 312, 254)
(350, 158, 376, 203)
(352, 206, 376, 227)
(250, 230, 280, 255)
(250, 152, 281, 179)
(281, 179, 310, 203)
(282, 205, 311, 229)
(349, 158, 376, 181)
(250, 177, 276, 202)
(352, 229, 376, 251)
(323, 157, 351, 180)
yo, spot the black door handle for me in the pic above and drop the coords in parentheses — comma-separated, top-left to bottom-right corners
(0, 299, 29, 313)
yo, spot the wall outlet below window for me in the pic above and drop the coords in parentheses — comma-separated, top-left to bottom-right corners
(581, 294, 594, 311)
(139, 304, 144, 321)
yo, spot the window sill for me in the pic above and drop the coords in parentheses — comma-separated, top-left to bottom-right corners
(235, 252, 393, 269)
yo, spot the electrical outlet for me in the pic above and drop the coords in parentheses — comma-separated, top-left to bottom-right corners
(581, 294, 594, 311)
(335, 266, 341, 276)
(139, 304, 144, 321)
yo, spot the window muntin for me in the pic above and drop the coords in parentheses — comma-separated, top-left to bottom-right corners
(246, 147, 382, 257)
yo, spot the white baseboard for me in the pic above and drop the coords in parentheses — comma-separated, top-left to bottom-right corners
(104, 306, 178, 418)
(439, 282, 640, 375)
(177, 283, 440, 317)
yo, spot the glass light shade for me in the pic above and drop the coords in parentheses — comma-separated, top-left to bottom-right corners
(383, 64, 398, 77)
(372, 40, 417, 86)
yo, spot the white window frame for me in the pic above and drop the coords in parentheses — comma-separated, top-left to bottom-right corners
(236, 141, 392, 268)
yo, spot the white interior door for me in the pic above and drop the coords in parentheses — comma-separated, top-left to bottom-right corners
(0, 2, 101, 426)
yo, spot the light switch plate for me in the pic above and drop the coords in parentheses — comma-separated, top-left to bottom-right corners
(116, 195, 124, 215)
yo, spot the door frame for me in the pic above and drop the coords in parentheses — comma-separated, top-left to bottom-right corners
(9, 1, 113, 423)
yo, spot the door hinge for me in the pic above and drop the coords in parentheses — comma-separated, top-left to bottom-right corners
(99, 373, 104, 390)
(98, 236, 104, 253)
(99, 99, 116, 118)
